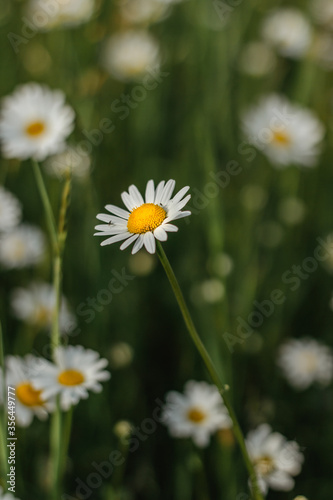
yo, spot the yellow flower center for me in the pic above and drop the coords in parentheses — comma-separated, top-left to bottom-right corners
(127, 203, 167, 234)
(25, 121, 46, 137)
(272, 129, 291, 147)
(254, 455, 275, 476)
(302, 352, 318, 374)
(58, 369, 85, 386)
(187, 407, 206, 424)
(16, 382, 44, 407)
(35, 306, 51, 328)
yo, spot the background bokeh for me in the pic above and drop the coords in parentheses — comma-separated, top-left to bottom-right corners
(1, 0, 333, 499)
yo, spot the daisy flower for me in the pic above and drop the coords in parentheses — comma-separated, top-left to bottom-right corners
(101, 30, 161, 81)
(94, 179, 191, 254)
(119, 0, 170, 26)
(261, 8, 312, 59)
(0, 187, 22, 232)
(246, 424, 304, 495)
(242, 94, 325, 167)
(161, 380, 232, 447)
(32, 345, 111, 411)
(10, 282, 77, 335)
(311, 0, 333, 30)
(0, 83, 75, 161)
(0, 224, 46, 269)
(5, 355, 53, 427)
(44, 145, 91, 179)
(0, 486, 20, 500)
(277, 338, 333, 390)
(26, 0, 96, 30)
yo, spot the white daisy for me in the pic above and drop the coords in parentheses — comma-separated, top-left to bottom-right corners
(246, 424, 304, 495)
(261, 8, 312, 59)
(26, 0, 96, 30)
(0, 187, 22, 232)
(238, 41, 277, 77)
(32, 345, 111, 411)
(119, 0, 170, 26)
(0, 486, 20, 500)
(0, 83, 75, 161)
(94, 179, 191, 254)
(277, 338, 333, 390)
(242, 94, 325, 167)
(101, 30, 161, 81)
(5, 355, 53, 427)
(162, 380, 232, 447)
(43, 145, 91, 179)
(311, 0, 333, 30)
(0, 224, 46, 269)
(10, 282, 77, 335)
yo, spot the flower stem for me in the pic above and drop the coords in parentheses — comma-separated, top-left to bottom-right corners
(156, 242, 263, 500)
(31, 159, 58, 253)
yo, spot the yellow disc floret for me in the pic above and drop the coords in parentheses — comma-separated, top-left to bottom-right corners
(187, 407, 206, 424)
(25, 121, 46, 137)
(272, 129, 291, 147)
(16, 382, 44, 407)
(58, 369, 85, 386)
(127, 203, 167, 234)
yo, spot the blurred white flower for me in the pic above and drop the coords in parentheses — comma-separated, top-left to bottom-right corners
(0, 224, 46, 269)
(44, 145, 91, 179)
(119, 0, 170, 25)
(94, 179, 191, 254)
(261, 8, 312, 59)
(239, 41, 277, 77)
(128, 251, 157, 275)
(240, 184, 268, 211)
(26, 0, 96, 30)
(278, 197, 306, 226)
(5, 355, 53, 427)
(109, 342, 134, 369)
(0, 187, 22, 232)
(0, 485, 21, 500)
(32, 345, 111, 411)
(10, 282, 77, 334)
(209, 252, 234, 278)
(101, 30, 161, 81)
(0, 83, 75, 161)
(242, 94, 325, 167)
(162, 380, 232, 447)
(277, 338, 333, 390)
(246, 424, 304, 495)
(191, 279, 225, 305)
(311, 0, 333, 30)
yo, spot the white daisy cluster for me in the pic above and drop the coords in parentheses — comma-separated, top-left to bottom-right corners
(0, 346, 110, 427)
(162, 380, 232, 447)
(242, 94, 325, 168)
(101, 30, 161, 81)
(246, 424, 304, 495)
(277, 338, 333, 390)
(26, 0, 97, 31)
(0, 83, 75, 161)
(94, 179, 191, 254)
(10, 282, 77, 335)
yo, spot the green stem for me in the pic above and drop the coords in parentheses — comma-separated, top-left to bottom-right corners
(0, 320, 8, 482)
(31, 159, 58, 253)
(51, 398, 62, 500)
(156, 242, 263, 500)
(59, 408, 73, 480)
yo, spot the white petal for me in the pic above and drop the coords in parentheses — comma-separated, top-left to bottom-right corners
(170, 186, 190, 205)
(162, 223, 179, 232)
(145, 180, 155, 203)
(143, 232, 156, 254)
(160, 179, 176, 205)
(121, 191, 136, 211)
(154, 181, 165, 204)
(120, 233, 139, 250)
(105, 204, 130, 219)
(154, 226, 168, 241)
(132, 235, 144, 254)
(129, 185, 144, 206)
(100, 232, 131, 246)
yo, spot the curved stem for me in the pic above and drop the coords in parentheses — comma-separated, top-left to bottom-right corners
(156, 242, 263, 500)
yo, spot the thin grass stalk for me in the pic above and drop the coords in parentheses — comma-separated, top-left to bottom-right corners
(156, 242, 263, 500)
(0, 320, 8, 482)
